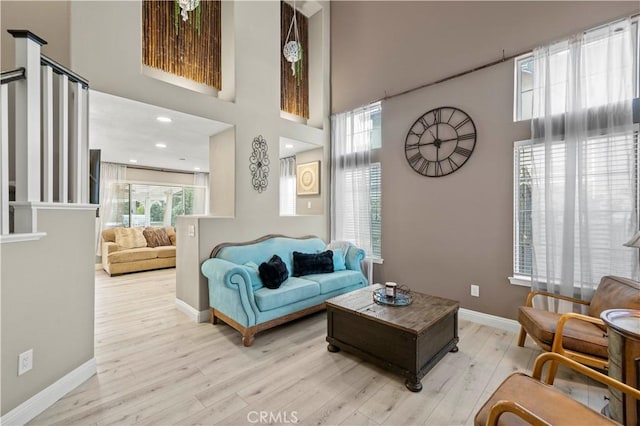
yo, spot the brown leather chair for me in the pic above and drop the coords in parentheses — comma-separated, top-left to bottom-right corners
(517, 276, 640, 383)
(474, 352, 640, 426)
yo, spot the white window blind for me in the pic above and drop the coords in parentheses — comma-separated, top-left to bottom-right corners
(280, 157, 296, 216)
(331, 102, 382, 258)
(514, 131, 639, 285)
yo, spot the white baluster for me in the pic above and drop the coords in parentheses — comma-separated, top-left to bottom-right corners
(0, 84, 9, 235)
(69, 81, 84, 204)
(11, 30, 46, 233)
(41, 65, 54, 202)
(58, 74, 69, 203)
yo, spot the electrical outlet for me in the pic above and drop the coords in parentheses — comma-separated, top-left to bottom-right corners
(188, 225, 195, 237)
(471, 284, 480, 297)
(18, 349, 33, 376)
(307, 201, 312, 209)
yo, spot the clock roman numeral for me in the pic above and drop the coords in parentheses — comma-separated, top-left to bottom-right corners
(446, 109, 456, 123)
(405, 142, 420, 151)
(447, 157, 460, 170)
(454, 146, 472, 157)
(457, 132, 476, 141)
(418, 159, 430, 175)
(408, 152, 422, 167)
(418, 117, 430, 130)
(433, 109, 441, 124)
(454, 117, 470, 130)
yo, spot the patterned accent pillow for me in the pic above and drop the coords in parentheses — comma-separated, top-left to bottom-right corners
(114, 227, 147, 250)
(259, 255, 289, 289)
(143, 227, 172, 248)
(292, 250, 334, 277)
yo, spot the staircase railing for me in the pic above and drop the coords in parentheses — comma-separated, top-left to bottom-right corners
(0, 30, 90, 237)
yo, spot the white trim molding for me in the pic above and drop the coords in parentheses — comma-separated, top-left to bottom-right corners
(175, 298, 211, 323)
(1, 358, 96, 426)
(0, 232, 47, 244)
(508, 275, 531, 287)
(459, 308, 520, 334)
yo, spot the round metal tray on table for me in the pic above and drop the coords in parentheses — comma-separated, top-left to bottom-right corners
(373, 287, 413, 306)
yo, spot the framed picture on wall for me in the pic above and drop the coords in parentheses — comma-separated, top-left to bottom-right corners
(296, 161, 320, 195)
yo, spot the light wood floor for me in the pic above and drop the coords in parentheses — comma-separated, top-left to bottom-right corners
(30, 268, 608, 426)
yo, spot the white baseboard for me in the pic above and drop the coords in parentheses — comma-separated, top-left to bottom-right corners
(1, 358, 96, 426)
(175, 298, 210, 323)
(459, 308, 520, 334)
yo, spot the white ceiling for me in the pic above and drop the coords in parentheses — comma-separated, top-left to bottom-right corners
(89, 90, 232, 173)
(279, 136, 321, 159)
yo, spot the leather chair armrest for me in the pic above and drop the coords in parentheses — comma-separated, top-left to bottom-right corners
(532, 352, 640, 401)
(486, 400, 551, 426)
(551, 312, 606, 352)
(525, 290, 591, 308)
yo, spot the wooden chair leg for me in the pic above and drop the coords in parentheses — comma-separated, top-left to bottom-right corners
(210, 308, 219, 325)
(546, 360, 559, 385)
(517, 327, 527, 347)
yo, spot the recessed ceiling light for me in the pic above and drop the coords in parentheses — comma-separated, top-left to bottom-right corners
(129, 159, 138, 163)
(194, 167, 201, 171)
(285, 144, 294, 148)
(155, 143, 167, 148)
(156, 116, 172, 123)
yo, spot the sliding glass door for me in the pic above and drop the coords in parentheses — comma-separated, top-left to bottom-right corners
(105, 183, 206, 228)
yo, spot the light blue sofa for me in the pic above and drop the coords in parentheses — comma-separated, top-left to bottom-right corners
(201, 234, 367, 346)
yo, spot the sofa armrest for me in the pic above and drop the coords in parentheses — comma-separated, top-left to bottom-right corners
(201, 258, 259, 326)
(102, 241, 118, 267)
(345, 245, 366, 273)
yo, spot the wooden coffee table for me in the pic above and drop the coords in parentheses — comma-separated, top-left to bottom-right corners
(325, 284, 459, 392)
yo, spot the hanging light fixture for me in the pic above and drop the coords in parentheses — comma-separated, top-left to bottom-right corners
(178, 0, 200, 22)
(283, 0, 303, 79)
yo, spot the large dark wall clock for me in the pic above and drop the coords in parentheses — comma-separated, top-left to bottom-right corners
(404, 107, 477, 177)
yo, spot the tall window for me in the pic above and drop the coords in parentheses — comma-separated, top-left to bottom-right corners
(331, 102, 382, 258)
(513, 18, 639, 297)
(280, 157, 296, 216)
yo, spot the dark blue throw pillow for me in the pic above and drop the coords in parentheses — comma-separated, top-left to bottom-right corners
(293, 250, 334, 277)
(259, 255, 288, 289)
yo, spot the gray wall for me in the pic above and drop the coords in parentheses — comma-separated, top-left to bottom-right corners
(1, 208, 95, 415)
(1, 1, 71, 69)
(331, 1, 640, 113)
(332, 1, 640, 319)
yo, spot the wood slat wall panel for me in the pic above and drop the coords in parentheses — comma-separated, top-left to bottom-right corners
(281, 1, 309, 119)
(142, 0, 221, 90)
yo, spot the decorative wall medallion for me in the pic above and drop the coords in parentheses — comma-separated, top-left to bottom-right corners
(249, 135, 270, 193)
(404, 107, 477, 177)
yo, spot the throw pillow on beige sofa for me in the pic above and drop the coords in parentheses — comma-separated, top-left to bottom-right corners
(115, 227, 147, 250)
(143, 227, 172, 247)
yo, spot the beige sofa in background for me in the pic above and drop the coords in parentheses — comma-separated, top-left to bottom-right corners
(101, 226, 176, 276)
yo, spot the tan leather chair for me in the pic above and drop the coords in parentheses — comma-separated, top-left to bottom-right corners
(474, 352, 640, 426)
(517, 276, 640, 383)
